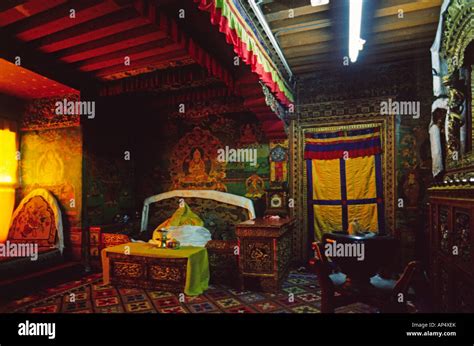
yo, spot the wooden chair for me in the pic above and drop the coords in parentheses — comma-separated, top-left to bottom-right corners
(309, 241, 420, 313)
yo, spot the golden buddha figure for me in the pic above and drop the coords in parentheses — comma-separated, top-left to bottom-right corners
(185, 148, 210, 182)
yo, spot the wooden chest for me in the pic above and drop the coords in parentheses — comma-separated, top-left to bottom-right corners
(106, 252, 188, 293)
(236, 217, 294, 292)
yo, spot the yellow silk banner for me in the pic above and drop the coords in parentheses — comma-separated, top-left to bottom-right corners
(308, 155, 382, 240)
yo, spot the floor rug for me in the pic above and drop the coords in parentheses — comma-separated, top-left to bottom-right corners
(2, 270, 378, 313)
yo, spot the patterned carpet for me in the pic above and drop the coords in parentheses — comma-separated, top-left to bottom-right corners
(3, 270, 377, 313)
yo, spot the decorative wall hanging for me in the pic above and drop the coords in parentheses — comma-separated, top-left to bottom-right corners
(269, 142, 288, 184)
(304, 127, 384, 240)
(169, 127, 227, 191)
(289, 111, 396, 262)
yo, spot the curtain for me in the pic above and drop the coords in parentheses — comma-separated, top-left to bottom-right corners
(305, 127, 384, 240)
(0, 118, 18, 242)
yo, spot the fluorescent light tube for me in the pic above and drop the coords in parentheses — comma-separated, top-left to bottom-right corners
(349, 0, 365, 63)
(311, 0, 329, 6)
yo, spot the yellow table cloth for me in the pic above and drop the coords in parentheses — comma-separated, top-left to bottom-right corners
(102, 242, 209, 296)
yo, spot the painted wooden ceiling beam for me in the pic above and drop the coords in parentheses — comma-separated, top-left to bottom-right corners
(58, 27, 167, 63)
(0, 0, 66, 27)
(32, 8, 146, 53)
(94, 49, 188, 77)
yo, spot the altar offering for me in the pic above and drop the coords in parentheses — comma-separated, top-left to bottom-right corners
(166, 238, 180, 249)
(149, 228, 169, 248)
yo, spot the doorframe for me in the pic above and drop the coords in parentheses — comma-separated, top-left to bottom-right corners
(289, 98, 396, 262)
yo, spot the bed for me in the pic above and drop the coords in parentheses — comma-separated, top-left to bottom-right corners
(124, 190, 256, 286)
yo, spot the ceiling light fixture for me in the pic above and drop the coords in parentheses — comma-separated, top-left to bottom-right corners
(348, 0, 365, 63)
(311, 0, 329, 6)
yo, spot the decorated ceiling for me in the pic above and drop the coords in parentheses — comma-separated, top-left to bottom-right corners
(0, 58, 78, 99)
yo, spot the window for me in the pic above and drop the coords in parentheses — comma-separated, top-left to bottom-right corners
(0, 118, 18, 242)
(0, 128, 18, 184)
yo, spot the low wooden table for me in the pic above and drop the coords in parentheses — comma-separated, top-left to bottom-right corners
(101, 242, 209, 296)
(236, 217, 294, 292)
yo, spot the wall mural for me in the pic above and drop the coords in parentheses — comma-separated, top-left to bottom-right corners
(20, 95, 82, 228)
(83, 96, 277, 224)
(137, 111, 271, 204)
(22, 94, 80, 131)
(20, 127, 82, 228)
(85, 154, 134, 225)
(170, 127, 227, 191)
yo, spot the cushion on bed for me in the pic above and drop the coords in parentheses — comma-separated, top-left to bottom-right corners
(166, 225, 212, 247)
(155, 201, 204, 229)
(147, 197, 250, 241)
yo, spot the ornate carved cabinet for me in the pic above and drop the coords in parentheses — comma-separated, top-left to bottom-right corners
(236, 217, 294, 292)
(428, 185, 474, 312)
(106, 252, 188, 292)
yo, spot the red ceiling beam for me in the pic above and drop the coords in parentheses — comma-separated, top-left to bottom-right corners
(74, 38, 170, 68)
(61, 29, 167, 63)
(34, 8, 147, 52)
(94, 49, 188, 77)
(0, 0, 66, 27)
(80, 42, 182, 72)
(14, 0, 122, 41)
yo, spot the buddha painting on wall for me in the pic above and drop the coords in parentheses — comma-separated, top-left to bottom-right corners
(183, 147, 211, 182)
(170, 127, 227, 191)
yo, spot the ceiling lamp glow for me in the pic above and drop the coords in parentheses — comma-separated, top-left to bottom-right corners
(311, 0, 329, 6)
(348, 0, 365, 63)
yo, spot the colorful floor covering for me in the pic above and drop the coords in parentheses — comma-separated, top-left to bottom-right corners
(2, 270, 378, 313)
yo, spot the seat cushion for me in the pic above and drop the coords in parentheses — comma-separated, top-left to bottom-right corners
(370, 274, 397, 291)
(329, 272, 347, 287)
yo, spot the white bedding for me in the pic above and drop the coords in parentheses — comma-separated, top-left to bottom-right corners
(166, 225, 212, 247)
